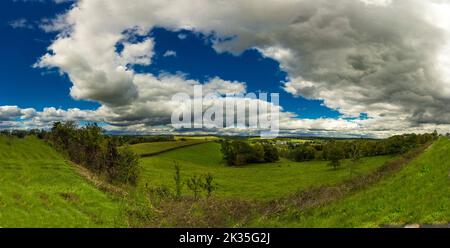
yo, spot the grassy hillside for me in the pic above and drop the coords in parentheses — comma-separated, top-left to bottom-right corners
(255, 138, 450, 227)
(0, 136, 123, 227)
(1, 135, 445, 227)
(129, 140, 208, 157)
(138, 142, 394, 200)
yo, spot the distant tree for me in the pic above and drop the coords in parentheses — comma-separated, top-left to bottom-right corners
(349, 142, 362, 176)
(324, 141, 345, 170)
(220, 140, 237, 165)
(432, 130, 439, 139)
(263, 143, 280, 162)
(220, 140, 280, 166)
(289, 144, 316, 162)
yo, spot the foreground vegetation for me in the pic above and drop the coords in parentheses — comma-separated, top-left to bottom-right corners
(137, 142, 393, 200)
(47, 122, 140, 185)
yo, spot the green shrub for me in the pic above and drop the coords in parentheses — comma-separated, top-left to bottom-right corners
(48, 121, 140, 185)
(201, 173, 218, 198)
(187, 175, 203, 200)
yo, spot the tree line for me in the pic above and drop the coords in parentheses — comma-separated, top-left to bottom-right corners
(220, 132, 438, 167)
(0, 123, 140, 185)
(114, 135, 175, 145)
(282, 132, 438, 169)
(46, 122, 140, 185)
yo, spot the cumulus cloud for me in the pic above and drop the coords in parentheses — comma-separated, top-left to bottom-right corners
(25, 0, 450, 137)
(0, 106, 36, 121)
(163, 50, 177, 57)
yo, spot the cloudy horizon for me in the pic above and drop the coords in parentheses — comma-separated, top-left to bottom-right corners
(2, 0, 450, 138)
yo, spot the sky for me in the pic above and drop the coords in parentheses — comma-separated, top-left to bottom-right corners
(1, 0, 450, 138)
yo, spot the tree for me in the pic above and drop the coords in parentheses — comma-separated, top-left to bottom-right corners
(289, 144, 316, 162)
(220, 140, 237, 165)
(220, 140, 278, 166)
(48, 121, 140, 185)
(325, 141, 345, 170)
(250, 143, 265, 163)
(349, 142, 362, 176)
(263, 143, 280, 162)
(105, 139, 120, 179)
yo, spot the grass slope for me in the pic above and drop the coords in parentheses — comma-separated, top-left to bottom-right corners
(0, 136, 123, 227)
(256, 138, 450, 227)
(130, 140, 208, 157)
(138, 142, 394, 200)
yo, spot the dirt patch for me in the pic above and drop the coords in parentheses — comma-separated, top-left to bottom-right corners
(37, 192, 51, 208)
(59, 192, 79, 202)
(132, 197, 258, 227)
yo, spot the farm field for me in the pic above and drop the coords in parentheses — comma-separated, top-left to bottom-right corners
(254, 138, 450, 227)
(138, 142, 394, 200)
(0, 135, 447, 227)
(0, 136, 124, 228)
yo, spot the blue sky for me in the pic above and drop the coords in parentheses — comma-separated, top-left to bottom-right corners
(0, 0, 339, 119)
(0, 0, 96, 110)
(2, 0, 449, 137)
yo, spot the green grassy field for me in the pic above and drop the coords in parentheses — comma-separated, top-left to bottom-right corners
(138, 142, 394, 200)
(254, 138, 450, 227)
(1, 135, 447, 227)
(0, 136, 124, 227)
(129, 140, 208, 157)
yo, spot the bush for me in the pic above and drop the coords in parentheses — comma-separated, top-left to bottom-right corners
(262, 143, 280, 162)
(47, 122, 140, 185)
(201, 173, 218, 198)
(187, 175, 203, 200)
(288, 144, 316, 162)
(324, 141, 345, 170)
(115, 146, 140, 185)
(220, 140, 280, 166)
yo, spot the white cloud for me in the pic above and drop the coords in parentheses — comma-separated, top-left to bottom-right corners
(22, 0, 450, 137)
(120, 38, 154, 65)
(163, 50, 177, 57)
(0, 106, 36, 121)
(8, 18, 34, 29)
